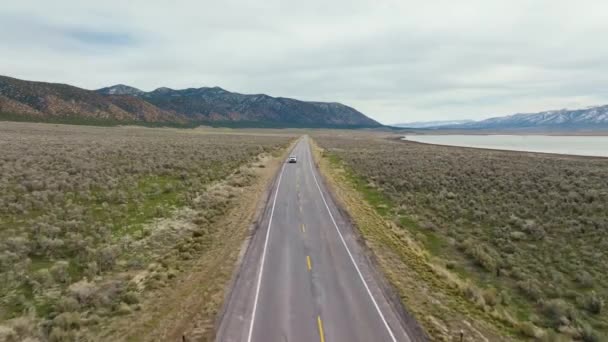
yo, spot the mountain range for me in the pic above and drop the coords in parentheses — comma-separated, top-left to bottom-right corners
(397, 106, 608, 131)
(0, 75, 380, 128)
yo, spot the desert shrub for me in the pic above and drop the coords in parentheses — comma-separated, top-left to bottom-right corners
(48, 327, 74, 342)
(32, 269, 54, 289)
(67, 280, 97, 306)
(462, 284, 485, 307)
(517, 279, 543, 301)
(115, 302, 132, 316)
(0, 325, 17, 342)
(583, 292, 603, 314)
(7, 315, 39, 340)
(575, 271, 595, 288)
(579, 324, 603, 342)
(542, 299, 572, 328)
(121, 291, 139, 305)
(539, 330, 572, 342)
(467, 245, 497, 272)
(50, 261, 70, 284)
(84, 262, 98, 279)
(518, 321, 541, 338)
(510, 231, 526, 241)
(482, 288, 499, 307)
(55, 297, 80, 313)
(52, 312, 81, 330)
(96, 246, 118, 272)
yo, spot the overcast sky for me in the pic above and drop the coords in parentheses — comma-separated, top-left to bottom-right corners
(2, 0, 608, 124)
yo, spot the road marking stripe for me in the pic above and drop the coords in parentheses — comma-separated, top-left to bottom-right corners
(306, 138, 399, 342)
(307, 255, 312, 271)
(301, 224, 306, 233)
(246, 161, 287, 342)
(317, 316, 326, 342)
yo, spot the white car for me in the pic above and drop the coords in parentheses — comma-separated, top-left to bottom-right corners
(288, 156, 297, 163)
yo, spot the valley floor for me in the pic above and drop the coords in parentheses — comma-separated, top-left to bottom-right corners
(3, 123, 607, 342)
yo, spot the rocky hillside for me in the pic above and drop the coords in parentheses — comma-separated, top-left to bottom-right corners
(0, 75, 380, 127)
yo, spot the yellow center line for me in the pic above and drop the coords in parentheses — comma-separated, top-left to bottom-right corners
(317, 316, 326, 342)
(306, 255, 312, 271)
(301, 224, 306, 233)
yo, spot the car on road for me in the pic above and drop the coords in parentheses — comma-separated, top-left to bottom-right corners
(288, 156, 297, 163)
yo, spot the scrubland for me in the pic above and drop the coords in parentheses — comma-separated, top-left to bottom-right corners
(313, 131, 608, 341)
(0, 122, 294, 341)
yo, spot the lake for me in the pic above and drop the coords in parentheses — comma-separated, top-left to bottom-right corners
(403, 135, 608, 157)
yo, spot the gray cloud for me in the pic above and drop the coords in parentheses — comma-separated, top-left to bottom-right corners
(1, 0, 608, 124)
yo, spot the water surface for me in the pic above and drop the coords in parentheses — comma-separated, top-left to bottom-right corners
(404, 135, 608, 157)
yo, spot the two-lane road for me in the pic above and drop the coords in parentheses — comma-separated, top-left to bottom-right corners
(216, 137, 418, 342)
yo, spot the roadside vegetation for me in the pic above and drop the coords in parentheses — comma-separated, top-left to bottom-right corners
(312, 131, 608, 341)
(0, 122, 294, 341)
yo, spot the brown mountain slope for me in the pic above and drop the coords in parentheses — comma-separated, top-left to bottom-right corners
(0, 75, 178, 123)
(105, 95, 185, 123)
(0, 95, 43, 117)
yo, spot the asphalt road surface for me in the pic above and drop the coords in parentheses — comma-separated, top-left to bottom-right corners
(216, 136, 418, 342)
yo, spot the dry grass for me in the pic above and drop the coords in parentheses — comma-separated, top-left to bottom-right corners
(311, 131, 608, 341)
(0, 122, 296, 341)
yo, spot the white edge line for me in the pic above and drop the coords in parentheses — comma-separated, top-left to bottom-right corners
(246, 160, 287, 342)
(306, 138, 399, 342)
